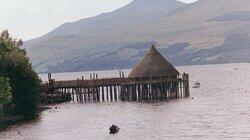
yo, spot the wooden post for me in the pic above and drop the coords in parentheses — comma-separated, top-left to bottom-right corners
(125, 85, 130, 101)
(160, 82, 165, 100)
(173, 82, 177, 98)
(129, 85, 133, 101)
(81, 77, 84, 101)
(97, 87, 100, 101)
(152, 84, 157, 100)
(186, 74, 190, 97)
(131, 84, 136, 101)
(79, 88, 82, 102)
(93, 87, 96, 101)
(87, 88, 91, 101)
(143, 84, 148, 101)
(106, 86, 109, 101)
(170, 82, 173, 99)
(121, 70, 123, 78)
(166, 82, 169, 99)
(138, 84, 142, 101)
(77, 79, 81, 102)
(102, 86, 105, 101)
(114, 86, 117, 101)
(156, 83, 161, 100)
(180, 81, 183, 98)
(110, 86, 113, 101)
(177, 81, 180, 98)
(84, 88, 87, 102)
(71, 88, 74, 102)
(48, 73, 52, 83)
(119, 70, 122, 78)
(74, 88, 78, 102)
(120, 85, 126, 101)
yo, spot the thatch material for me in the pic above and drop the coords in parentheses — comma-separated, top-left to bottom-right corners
(128, 45, 180, 78)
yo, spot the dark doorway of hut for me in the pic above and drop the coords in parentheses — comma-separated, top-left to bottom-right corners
(44, 45, 190, 103)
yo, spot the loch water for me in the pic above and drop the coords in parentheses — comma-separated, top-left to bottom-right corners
(1, 63, 250, 139)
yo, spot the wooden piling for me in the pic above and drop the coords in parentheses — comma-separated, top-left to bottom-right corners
(97, 87, 100, 101)
(120, 85, 125, 101)
(106, 86, 109, 101)
(101, 86, 105, 101)
(114, 86, 117, 101)
(44, 72, 190, 102)
(110, 86, 113, 101)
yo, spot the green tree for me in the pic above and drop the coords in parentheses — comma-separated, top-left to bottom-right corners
(0, 30, 40, 116)
(0, 77, 12, 115)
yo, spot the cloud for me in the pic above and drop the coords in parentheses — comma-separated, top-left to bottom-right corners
(54, 6, 69, 12)
(26, 7, 41, 13)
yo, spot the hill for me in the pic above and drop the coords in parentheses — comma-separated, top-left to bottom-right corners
(24, 0, 250, 73)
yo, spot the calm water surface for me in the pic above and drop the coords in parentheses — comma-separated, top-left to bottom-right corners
(1, 63, 250, 139)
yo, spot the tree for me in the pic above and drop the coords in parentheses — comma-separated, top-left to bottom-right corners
(0, 77, 12, 115)
(0, 30, 40, 116)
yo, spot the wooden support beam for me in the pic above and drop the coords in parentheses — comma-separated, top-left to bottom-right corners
(125, 85, 129, 101)
(72, 88, 75, 102)
(102, 86, 105, 101)
(87, 88, 90, 101)
(110, 86, 113, 101)
(114, 86, 117, 101)
(106, 86, 109, 101)
(132, 84, 137, 101)
(97, 87, 100, 101)
(84, 88, 87, 102)
(137, 84, 142, 101)
(120, 86, 125, 101)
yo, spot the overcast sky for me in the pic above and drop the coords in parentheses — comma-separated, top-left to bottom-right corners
(0, 0, 198, 40)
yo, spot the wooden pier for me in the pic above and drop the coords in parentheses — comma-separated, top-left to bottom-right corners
(42, 45, 190, 102)
(44, 73, 189, 102)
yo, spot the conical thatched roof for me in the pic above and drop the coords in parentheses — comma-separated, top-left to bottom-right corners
(128, 45, 180, 78)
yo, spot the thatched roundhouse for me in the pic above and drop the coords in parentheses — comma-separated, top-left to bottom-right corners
(46, 45, 190, 102)
(128, 45, 180, 79)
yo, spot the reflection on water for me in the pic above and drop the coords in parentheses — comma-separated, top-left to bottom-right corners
(1, 63, 250, 139)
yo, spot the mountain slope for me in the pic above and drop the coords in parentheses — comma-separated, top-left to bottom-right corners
(25, 0, 186, 72)
(24, 0, 250, 73)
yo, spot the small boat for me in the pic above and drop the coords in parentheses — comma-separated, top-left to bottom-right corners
(193, 82, 200, 88)
(109, 125, 120, 134)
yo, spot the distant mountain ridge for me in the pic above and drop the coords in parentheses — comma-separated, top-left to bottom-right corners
(24, 0, 250, 73)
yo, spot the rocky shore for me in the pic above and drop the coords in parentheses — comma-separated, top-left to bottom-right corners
(40, 91, 72, 105)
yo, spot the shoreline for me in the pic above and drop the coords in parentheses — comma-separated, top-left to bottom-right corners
(0, 106, 51, 131)
(0, 91, 72, 131)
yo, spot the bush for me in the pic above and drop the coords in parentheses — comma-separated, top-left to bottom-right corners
(0, 77, 12, 116)
(0, 30, 40, 116)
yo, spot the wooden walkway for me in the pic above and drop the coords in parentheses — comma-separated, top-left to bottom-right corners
(42, 73, 190, 102)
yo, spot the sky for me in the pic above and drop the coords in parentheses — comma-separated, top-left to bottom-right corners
(0, 0, 198, 40)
